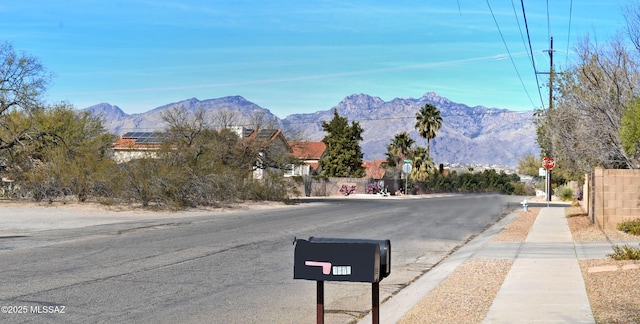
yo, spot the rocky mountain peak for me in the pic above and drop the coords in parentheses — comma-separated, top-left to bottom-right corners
(87, 103, 127, 119)
(420, 92, 451, 105)
(336, 94, 385, 117)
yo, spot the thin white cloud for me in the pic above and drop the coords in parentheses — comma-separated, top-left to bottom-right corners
(54, 53, 525, 96)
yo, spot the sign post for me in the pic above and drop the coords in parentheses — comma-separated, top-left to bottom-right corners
(402, 160, 412, 195)
(542, 156, 555, 204)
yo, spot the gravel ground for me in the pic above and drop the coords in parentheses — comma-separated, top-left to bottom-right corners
(398, 204, 640, 324)
(396, 259, 513, 324)
(491, 207, 541, 242)
(566, 206, 640, 323)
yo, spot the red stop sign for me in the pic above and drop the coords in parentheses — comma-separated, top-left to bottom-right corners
(542, 156, 555, 170)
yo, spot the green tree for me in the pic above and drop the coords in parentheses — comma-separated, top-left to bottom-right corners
(6, 103, 117, 201)
(517, 154, 541, 177)
(0, 42, 51, 152)
(415, 104, 442, 157)
(409, 146, 434, 181)
(620, 98, 640, 160)
(0, 42, 50, 117)
(385, 131, 415, 168)
(161, 105, 208, 147)
(535, 33, 638, 172)
(319, 109, 365, 177)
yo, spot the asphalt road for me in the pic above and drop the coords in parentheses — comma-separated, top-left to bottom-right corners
(0, 195, 519, 323)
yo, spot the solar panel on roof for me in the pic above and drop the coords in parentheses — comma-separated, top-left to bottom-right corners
(134, 133, 165, 144)
(120, 131, 166, 143)
(256, 130, 276, 140)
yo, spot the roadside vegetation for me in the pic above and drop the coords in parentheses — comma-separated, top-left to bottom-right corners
(411, 169, 520, 195)
(0, 42, 298, 209)
(607, 244, 640, 260)
(531, 1, 640, 259)
(617, 218, 640, 236)
(1, 102, 298, 209)
(534, 3, 640, 173)
(380, 103, 523, 196)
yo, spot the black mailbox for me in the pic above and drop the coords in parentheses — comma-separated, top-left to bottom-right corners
(293, 237, 392, 324)
(294, 237, 391, 283)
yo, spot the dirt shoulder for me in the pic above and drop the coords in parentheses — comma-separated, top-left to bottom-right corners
(0, 199, 289, 236)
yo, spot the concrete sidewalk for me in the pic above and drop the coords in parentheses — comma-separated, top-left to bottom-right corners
(483, 207, 594, 323)
(360, 207, 612, 324)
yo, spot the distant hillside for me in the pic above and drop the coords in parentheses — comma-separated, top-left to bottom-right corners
(84, 92, 538, 166)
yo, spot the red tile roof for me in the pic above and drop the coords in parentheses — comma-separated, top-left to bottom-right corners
(289, 142, 326, 160)
(363, 159, 387, 179)
(307, 162, 320, 171)
(112, 137, 161, 150)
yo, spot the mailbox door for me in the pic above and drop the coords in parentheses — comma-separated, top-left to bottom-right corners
(294, 240, 380, 283)
(307, 237, 391, 279)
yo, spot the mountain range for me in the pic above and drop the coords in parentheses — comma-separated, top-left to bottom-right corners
(84, 92, 539, 167)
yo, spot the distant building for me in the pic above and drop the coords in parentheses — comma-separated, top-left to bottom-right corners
(245, 128, 292, 179)
(288, 142, 327, 177)
(111, 132, 165, 163)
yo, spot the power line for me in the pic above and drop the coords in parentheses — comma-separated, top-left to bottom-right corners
(485, 0, 536, 108)
(546, 0, 551, 41)
(511, 0, 534, 68)
(520, 0, 546, 109)
(565, 0, 573, 67)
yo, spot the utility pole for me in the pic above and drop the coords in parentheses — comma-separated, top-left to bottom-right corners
(547, 36, 554, 111)
(545, 36, 554, 203)
(537, 36, 555, 203)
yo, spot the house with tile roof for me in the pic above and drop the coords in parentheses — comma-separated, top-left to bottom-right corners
(111, 132, 166, 163)
(288, 142, 327, 177)
(245, 128, 292, 179)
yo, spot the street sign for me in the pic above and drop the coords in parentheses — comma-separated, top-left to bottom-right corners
(402, 163, 412, 173)
(542, 156, 555, 170)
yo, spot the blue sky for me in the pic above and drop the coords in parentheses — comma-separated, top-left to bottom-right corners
(0, 0, 626, 117)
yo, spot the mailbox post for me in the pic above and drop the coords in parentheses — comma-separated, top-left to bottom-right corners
(294, 237, 391, 324)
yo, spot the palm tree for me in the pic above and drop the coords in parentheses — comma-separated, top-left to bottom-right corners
(385, 132, 415, 167)
(409, 146, 434, 181)
(415, 104, 442, 157)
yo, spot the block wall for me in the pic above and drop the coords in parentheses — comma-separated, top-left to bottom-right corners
(591, 168, 640, 229)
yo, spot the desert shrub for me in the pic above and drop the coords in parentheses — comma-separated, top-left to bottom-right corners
(607, 244, 640, 260)
(554, 186, 574, 201)
(617, 218, 640, 236)
(366, 182, 382, 194)
(419, 169, 519, 194)
(3, 105, 118, 202)
(511, 182, 532, 196)
(0, 181, 20, 199)
(339, 184, 356, 196)
(242, 173, 299, 201)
